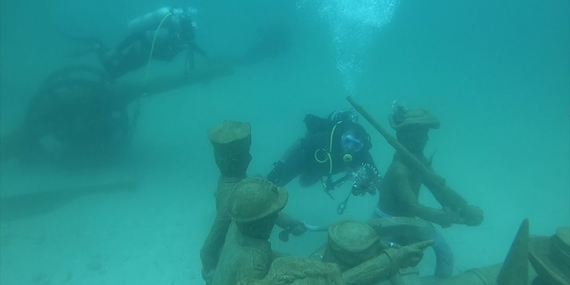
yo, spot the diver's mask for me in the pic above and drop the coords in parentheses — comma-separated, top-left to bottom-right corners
(341, 134, 364, 154)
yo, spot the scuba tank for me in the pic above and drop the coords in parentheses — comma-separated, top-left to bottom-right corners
(127, 7, 172, 34)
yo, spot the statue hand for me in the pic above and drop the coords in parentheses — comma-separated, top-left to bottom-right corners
(399, 240, 434, 268)
(290, 220, 308, 236)
(439, 207, 461, 228)
(461, 205, 484, 226)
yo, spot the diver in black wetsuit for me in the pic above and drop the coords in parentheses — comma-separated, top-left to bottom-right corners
(267, 110, 378, 193)
(92, 7, 207, 79)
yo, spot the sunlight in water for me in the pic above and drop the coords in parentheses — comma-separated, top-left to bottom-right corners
(298, 0, 399, 92)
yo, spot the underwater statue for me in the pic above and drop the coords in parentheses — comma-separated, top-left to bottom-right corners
(424, 220, 568, 285)
(209, 178, 289, 285)
(312, 220, 433, 285)
(239, 256, 345, 285)
(201, 121, 252, 283)
(528, 226, 569, 285)
(200, 120, 313, 283)
(242, 219, 432, 285)
(373, 107, 458, 278)
(344, 97, 484, 279)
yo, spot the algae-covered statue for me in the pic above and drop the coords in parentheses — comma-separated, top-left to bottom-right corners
(312, 220, 433, 285)
(200, 121, 314, 283)
(246, 220, 432, 285)
(528, 226, 569, 285)
(372, 104, 483, 278)
(238, 256, 345, 285)
(209, 177, 289, 285)
(200, 121, 252, 283)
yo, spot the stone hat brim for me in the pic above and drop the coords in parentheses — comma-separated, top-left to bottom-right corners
(389, 109, 441, 131)
(328, 220, 379, 254)
(232, 185, 289, 223)
(529, 234, 570, 285)
(268, 187, 288, 218)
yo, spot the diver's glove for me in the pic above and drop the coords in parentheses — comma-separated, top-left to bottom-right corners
(351, 163, 382, 196)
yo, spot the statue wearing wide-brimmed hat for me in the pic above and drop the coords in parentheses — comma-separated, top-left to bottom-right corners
(372, 103, 483, 278)
(201, 121, 252, 283)
(210, 177, 289, 285)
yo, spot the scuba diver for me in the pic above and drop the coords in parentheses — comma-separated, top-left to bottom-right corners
(267, 110, 381, 201)
(73, 7, 207, 79)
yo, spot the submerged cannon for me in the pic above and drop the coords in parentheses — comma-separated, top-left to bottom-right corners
(0, 59, 234, 166)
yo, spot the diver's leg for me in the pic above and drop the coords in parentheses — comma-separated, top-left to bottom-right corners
(98, 42, 146, 79)
(115, 33, 145, 51)
(267, 139, 304, 187)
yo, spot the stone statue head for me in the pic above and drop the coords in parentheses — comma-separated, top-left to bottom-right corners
(388, 109, 440, 153)
(323, 220, 380, 270)
(231, 178, 288, 239)
(208, 121, 252, 177)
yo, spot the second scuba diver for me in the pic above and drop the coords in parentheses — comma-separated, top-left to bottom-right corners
(75, 7, 208, 79)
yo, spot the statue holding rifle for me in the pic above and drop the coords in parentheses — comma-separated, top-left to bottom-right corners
(347, 97, 484, 279)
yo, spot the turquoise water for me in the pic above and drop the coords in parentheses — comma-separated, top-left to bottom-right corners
(1, 0, 568, 284)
